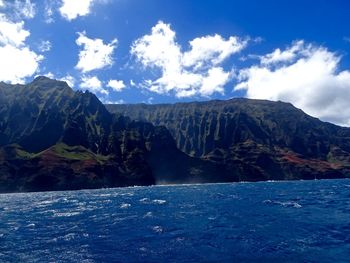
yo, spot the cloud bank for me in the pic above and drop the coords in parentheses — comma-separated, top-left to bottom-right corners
(0, 14, 42, 84)
(131, 21, 246, 98)
(235, 41, 350, 126)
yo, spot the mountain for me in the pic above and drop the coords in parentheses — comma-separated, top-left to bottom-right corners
(1, 77, 349, 193)
(0, 77, 230, 193)
(106, 99, 350, 181)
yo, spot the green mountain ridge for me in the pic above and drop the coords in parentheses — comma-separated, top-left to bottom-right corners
(0, 76, 349, 193)
(0, 77, 230, 193)
(106, 98, 350, 181)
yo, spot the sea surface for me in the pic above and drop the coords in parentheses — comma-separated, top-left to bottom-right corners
(0, 179, 350, 262)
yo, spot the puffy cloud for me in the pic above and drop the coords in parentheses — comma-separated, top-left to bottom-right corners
(75, 31, 117, 73)
(107, 79, 126, 92)
(0, 15, 29, 47)
(38, 40, 51, 52)
(182, 34, 247, 69)
(59, 0, 94, 21)
(260, 40, 304, 65)
(131, 21, 245, 98)
(80, 75, 108, 95)
(59, 0, 109, 21)
(132, 21, 182, 70)
(235, 41, 350, 127)
(0, 45, 43, 83)
(0, 15, 42, 84)
(200, 67, 231, 96)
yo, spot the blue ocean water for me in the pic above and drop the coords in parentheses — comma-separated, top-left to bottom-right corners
(0, 180, 350, 262)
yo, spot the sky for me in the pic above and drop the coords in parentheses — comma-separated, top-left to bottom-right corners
(1, 0, 350, 126)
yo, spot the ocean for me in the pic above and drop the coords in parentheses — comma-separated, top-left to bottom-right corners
(1, 179, 350, 262)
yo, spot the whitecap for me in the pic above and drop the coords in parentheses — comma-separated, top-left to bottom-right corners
(62, 233, 77, 241)
(48, 238, 57, 243)
(37, 200, 55, 206)
(139, 198, 150, 203)
(280, 201, 302, 208)
(98, 194, 112, 197)
(120, 203, 131, 209)
(53, 212, 81, 217)
(152, 199, 167, 205)
(143, 212, 153, 218)
(152, 226, 163, 233)
(263, 199, 302, 208)
(263, 199, 273, 204)
(120, 192, 134, 197)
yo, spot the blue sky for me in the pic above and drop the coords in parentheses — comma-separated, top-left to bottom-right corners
(1, 0, 350, 125)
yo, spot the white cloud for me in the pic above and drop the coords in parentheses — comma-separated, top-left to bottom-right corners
(0, 15, 42, 84)
(75, 31, 117, 73)
(0, 0, 4, 7)
(131, 21, 245, 97)
(80, 75, 108, 95)
(0, 15, 29, 47)
(200, 67, 231, 96)
(130, 79, 136, 86)
(0, 45, 43, 83)
(59, 0, 109, 21)
(235, 41, 350, 127)
(59, 0, 94, 20)
(60, 75, 75, 87)
(38, 40, 51, 52)
(260, 40, 304, 65)
(107, 79, 126, 92)
(182, 34, 247, 69)
(15, 0, 36, 19)
(132, 21, 182, 70)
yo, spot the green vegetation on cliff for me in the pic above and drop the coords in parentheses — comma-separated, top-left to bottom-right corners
(0, 76, 349, 193)
(0, 77, 231, 192)
(106, 99, 350, 181)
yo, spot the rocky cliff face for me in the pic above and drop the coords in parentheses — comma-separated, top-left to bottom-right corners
(106, 99, 350, 181)
(1, 77, 349, 193)
(0, 77, 229, 192)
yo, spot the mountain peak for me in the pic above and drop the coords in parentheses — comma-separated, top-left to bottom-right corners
(32, 76, 52, 82)
(31, 76, 72, 89)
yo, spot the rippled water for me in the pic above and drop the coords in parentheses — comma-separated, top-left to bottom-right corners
(1, 179, 350, 262)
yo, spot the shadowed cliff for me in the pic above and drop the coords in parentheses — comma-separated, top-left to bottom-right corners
(0, 77, 231, 192)
(1, 76, 349, 193)
(106, 99, 350, 181)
